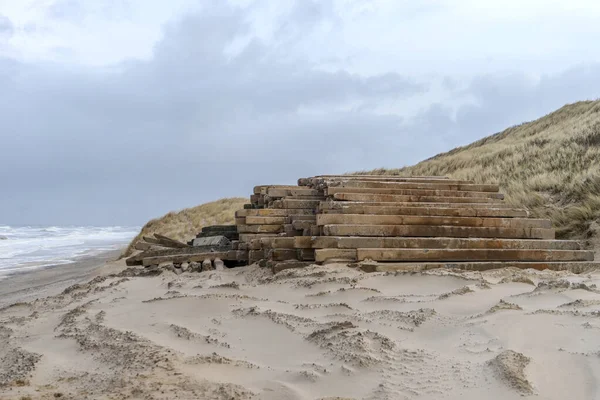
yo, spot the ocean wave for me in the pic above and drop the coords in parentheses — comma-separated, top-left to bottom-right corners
(0, 225, 139, 274)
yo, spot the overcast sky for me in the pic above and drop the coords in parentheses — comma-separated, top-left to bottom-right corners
(1, 0, 600, 226)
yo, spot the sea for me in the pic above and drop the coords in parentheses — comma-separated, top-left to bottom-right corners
(0, 225, 139, 280)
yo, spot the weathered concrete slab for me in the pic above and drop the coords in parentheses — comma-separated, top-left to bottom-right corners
(292, 220, 314, 231)
(236, 209, 315, 217)
(249, 250, 266, 263)
(192, 235, 231, 247)
(293, 236, 312, 249)
(320, 201, 514, 210)
(320, 204, 527, 218)
(143, 235, 186, 249)
(142, 251, 231, 266)
(270, 237, 296, 249)
(316, 174, 449, 179)
(128, 246, 229, 266)
(259, 237, 275, 249)
(315, 249, 358, 262)
(278, 199, 321, 209)
(302, 175, 458, 183)
(246, 216, 288, 225)
(284, 224, 303, 236)
(310, 236, 581, 250)
(322, 224, 555, 239)
(228, 250, 248, 261)
(316, 214, 551, 229)
(298, 248, 316, 261)
(254, 185, 300, 195)
(310, 225, 321, 236)
(326, 187, 504, 199)
(332, 193, 503, 204)
(134, 242, 163, 251)
(265, 196, 326, 206)
(356, 261, 600, 274)
(267, 187, 322, 197)
(248, 239, 262, 250)
(202, 259, 213, 271)
(270, 248, 298, 261)
(329, 180, 499, 192)
(239, 233, 280, 242)
(269, 261, 313, 273)
(301, 177, 471, 187)
(356, 248, 594, 262)
(237, 224, 284, 234)
(289, 215, 317, 221)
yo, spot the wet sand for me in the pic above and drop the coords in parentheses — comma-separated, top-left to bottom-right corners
(0, 250, 123, 309)
(1, 261, 600, 399)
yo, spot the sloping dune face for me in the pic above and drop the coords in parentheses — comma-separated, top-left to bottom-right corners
(2, 264, 600, 399)
(368, 101, 600, 243)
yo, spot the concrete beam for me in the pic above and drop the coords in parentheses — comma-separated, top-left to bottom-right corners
(315, 249, 358, 263)
(325, 187, 504, 199)
(235, 209, 314, 217)
(332, 193, 503, 204)
(267, 187, 322, 197)
(328, 180, 499, 192)
(237, 224, 284, 234)
(246, 216, 288, 225)
(270, 237, 296, 249)
(294, 236, 313, 249)
(322, 224, 555, 239)
(319, 201, 514, 210)
(357, 261, 600, 273)
(142, 251, 231, 266)
(355, 248, 594, 262)
(320, 204, 527, 218)
(239, 233, 280, 242)
(270, 261, 313, 273)
(270, 248, 299, 261)
(310, 236, 581, 250)
(316, 214, 551, 229)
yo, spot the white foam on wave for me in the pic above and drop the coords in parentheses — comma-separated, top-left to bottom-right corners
(0, 225, 139, 277)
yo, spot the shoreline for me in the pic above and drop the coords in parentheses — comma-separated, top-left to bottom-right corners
(0, 248, 124, 308)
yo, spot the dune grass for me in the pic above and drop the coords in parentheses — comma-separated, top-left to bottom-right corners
(362, 100, 600, 241)
(123, 197, 247, 257)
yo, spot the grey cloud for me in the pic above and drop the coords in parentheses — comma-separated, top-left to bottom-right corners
(0, 15, 13, 38)
(2, 2, 599, 227)
(0, 3, 424, 226)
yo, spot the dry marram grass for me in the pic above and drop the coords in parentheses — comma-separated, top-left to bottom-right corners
(124, 198, 246, 257)
(362, 100, 600, 243)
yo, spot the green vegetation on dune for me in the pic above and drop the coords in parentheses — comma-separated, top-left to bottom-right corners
(364, 100, 600, 241)
(124, 197, 247, 257)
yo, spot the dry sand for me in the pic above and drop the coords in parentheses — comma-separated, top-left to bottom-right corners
(1, 259, 600, 399)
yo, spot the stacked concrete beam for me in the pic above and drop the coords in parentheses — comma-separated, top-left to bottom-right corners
(234, 185, 321, 265)
(297, 175, 594, 270)
(226, 174, 596, 272)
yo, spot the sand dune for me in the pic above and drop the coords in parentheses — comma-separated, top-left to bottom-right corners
(1, 262, 600, 399)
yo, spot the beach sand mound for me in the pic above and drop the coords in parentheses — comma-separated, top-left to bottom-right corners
(489, 350, 534, 395)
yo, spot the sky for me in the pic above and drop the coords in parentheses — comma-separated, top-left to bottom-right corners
(1, 0, 600, 226)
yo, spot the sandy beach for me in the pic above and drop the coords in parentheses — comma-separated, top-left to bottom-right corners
(0, 251, 123, 309)
(1, 260, 599, 399)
